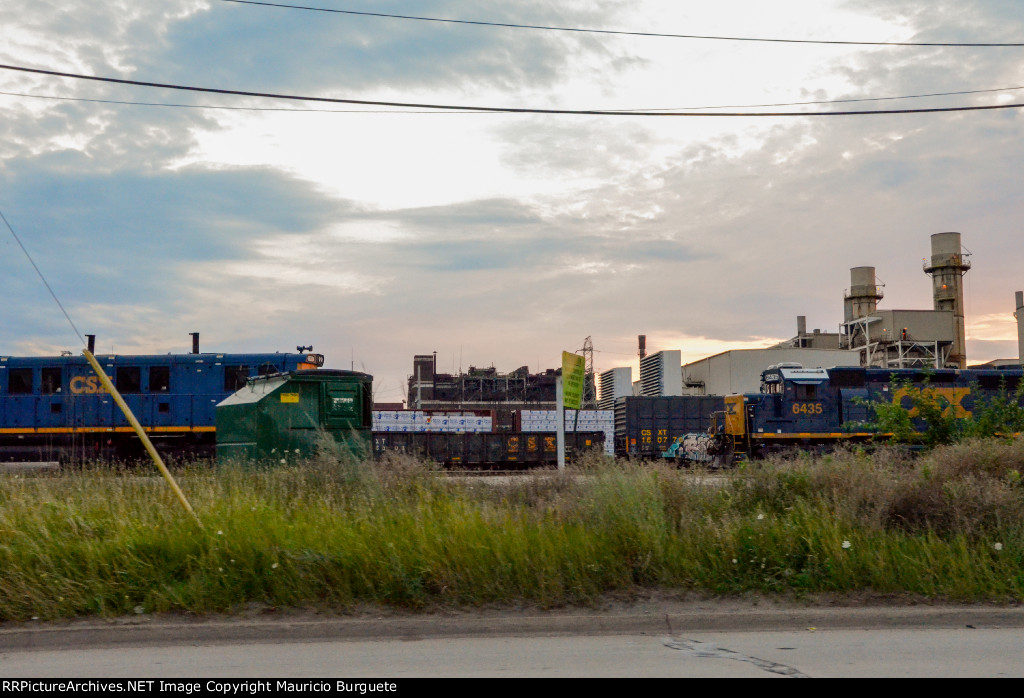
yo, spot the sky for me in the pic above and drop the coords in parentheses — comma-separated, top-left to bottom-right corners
(2, 0, 1023, 404)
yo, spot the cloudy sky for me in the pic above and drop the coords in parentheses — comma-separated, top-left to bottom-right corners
(2, 1, 1022, 403)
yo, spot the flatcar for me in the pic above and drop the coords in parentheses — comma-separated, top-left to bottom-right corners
(0, 343, 324, 462)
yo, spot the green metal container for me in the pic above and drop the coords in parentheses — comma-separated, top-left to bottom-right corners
(216, 369, 372, 464)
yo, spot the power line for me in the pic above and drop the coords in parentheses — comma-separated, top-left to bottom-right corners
(0, 207, 85, 347)
(0, 90, 473, 114)
(628, 85, 1024, 112)
(5, 81, 1024, 114)
(216, 0, 1024, 48)
(3, 64, 1024, 117)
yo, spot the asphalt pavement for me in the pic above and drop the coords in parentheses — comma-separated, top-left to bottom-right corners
(2, 596, 1022, 651)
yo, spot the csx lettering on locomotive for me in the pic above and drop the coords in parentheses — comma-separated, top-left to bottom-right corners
(69, 376, 110, 394)
(0, 350, 325, 462)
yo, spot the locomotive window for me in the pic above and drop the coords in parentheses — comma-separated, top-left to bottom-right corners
(977, 374, 1021, 392)
(224, 365, 249, 392)
(150, 366, 170, 392)
(116, 366, 141, 394)
(8, 368, 32, 394)
(41, 367, 62, 394)
(828, 369, 865, 388)
(258, 362, 279, 377)
(978, 375, 999, 391)
(794, 384, 818, 400)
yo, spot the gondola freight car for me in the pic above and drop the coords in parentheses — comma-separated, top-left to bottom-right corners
(614, 395, 725, 459)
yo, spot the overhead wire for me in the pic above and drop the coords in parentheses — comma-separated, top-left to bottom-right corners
(0, 90, 469, 114)
(631, 85, 1024, 112)
(3, 64, 1024, 116)
(0, 207, 85, 347)
(215, 0, 1024, 48)
(4, 82, 1024, 114)
(3, 203, 202, 520)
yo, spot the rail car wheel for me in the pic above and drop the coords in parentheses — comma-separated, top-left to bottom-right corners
(711, 441, 735, 469)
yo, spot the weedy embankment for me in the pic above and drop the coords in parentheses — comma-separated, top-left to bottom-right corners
(0, 440, 1022, 621)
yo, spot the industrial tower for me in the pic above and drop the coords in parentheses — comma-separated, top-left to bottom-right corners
(923, 232, 971, 369)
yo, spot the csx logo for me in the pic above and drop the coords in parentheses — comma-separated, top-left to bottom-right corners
(894, 387, 972, 419)
(69, 376, 110, 394)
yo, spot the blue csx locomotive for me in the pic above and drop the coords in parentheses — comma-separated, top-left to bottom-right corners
(713, 364, 1024, 460)
(0, 343, 324, 461)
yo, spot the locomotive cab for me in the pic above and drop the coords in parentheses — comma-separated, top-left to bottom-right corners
(754, 367, 839, 435)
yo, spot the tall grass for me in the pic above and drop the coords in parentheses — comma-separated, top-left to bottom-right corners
(0, 441, 1022, 620)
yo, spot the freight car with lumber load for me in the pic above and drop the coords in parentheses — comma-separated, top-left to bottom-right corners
(372, 430, 605, 469)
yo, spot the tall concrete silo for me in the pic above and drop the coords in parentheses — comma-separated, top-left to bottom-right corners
(844, 266, 884, 323)
(1016, 291, 1024, 366)
(923, 232, 971, 368)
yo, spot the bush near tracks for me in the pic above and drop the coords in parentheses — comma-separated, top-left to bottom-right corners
(0, 441, 1022, 621)
(857, 375, 1024, 447)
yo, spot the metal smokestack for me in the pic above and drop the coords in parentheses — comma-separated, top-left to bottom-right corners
(86, 334, 96, 353)
(844, 266, 884, 323)
(1016, 291, 1024, 366)
(190, 332, 200, 354)
(923, 232, 970, 368)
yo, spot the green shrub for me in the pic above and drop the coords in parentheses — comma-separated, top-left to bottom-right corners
(859, 375, 1024, 447)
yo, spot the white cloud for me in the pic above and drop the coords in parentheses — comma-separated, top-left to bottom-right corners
(968, 312, 1020, 342)
(2, 0, 1023, 396)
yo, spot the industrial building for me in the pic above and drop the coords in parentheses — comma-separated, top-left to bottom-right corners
(598, 231, 1019, 401)
(406, 353, 597, 430)
(1017, 291, 1024, 366)
(408, 233, 1020, 417)
(598, 367, 632, 409)
(639, 351, 682, 397)
(837, 233, 967, 369)
(776, 315, 842, 350)
(678, 347, 860, 397)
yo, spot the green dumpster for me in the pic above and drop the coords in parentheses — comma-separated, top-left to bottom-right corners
(216, 369, 372, 464)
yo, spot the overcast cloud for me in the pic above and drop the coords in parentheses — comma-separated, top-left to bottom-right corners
(1, 1, 1022, 403)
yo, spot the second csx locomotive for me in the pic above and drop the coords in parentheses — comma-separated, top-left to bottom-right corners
(706, 364, 1024, 462)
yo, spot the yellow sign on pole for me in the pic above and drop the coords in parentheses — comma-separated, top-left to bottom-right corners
(562, 351, 585, 411)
